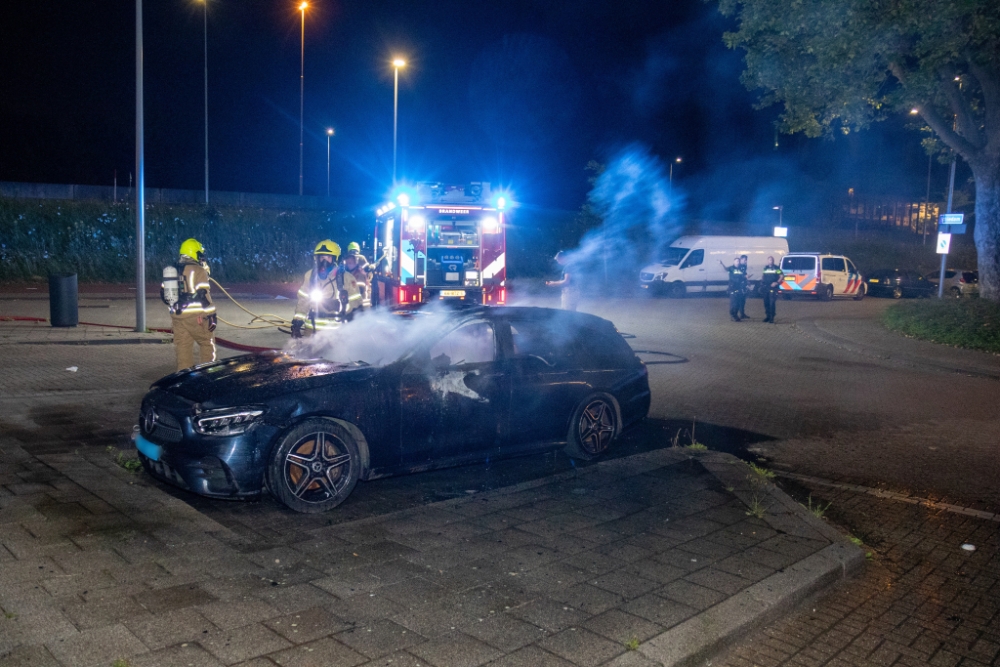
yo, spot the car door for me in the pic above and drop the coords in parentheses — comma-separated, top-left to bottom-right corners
(400, 320, 510, 465)
(845, 259, 862, 296)
(821, 257, 848, 295)
(505, 319, 584, 451)
(678, 249, 706, 292)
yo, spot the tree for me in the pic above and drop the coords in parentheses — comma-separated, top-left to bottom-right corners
(716, 0, 1000, 299)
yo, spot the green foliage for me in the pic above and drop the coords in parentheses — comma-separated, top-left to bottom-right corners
(806, 495, 832, 519)
(745, 494, 767, 518)
(624, 636, 640, 651)
(748, 462, 775, 479)
(883, 299, 1000, 353)
(107, 446, 143, 473)
(0, 198, 363, 283)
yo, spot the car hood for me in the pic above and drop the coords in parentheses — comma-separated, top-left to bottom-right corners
(152, 352, 377, 405)
(641, 263, 668, 274)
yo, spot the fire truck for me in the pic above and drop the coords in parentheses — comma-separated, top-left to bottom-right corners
(373, 182, 508, 306)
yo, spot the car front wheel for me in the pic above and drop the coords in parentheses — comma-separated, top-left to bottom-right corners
(267, 418, 360, 513)
(854, 284, 866, 301)
(564, 394, 619, 460)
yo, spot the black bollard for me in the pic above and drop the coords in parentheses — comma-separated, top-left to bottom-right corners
(49, 273, 78, 327)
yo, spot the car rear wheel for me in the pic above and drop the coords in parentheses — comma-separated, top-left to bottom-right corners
(819, 284, 834, 301)
(892, 286, 903, 299)
(267, 418, 360, 513)
(564, 394, 619, 460)
(950, 286, 962, 298)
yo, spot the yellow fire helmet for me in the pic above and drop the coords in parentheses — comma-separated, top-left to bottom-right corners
(314, 240, 341, 259)
(179, 238, 205, 261)
(346, 242, 361, 255)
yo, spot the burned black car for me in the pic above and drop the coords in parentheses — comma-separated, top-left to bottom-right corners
(135, 307, 651, 513)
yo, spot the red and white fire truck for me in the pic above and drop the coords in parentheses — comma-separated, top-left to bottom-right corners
(373, 182, 508, 306)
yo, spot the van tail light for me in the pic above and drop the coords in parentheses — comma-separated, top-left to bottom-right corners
(499, 287, 506, 304)
(816, 268, 822, 282)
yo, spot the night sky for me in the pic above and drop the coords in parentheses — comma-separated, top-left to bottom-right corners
(1, 0, 940, 216)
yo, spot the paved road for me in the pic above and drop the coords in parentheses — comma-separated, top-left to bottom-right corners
(2, 290, 998, 666)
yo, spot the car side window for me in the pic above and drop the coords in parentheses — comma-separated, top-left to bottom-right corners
(510, 321, 580, 368)
(846, 260, 857, 273)
(428, 322, 495, 368)
(945, 270, 957, 279)
(821, 257, 846, 272)
(680, 249, 704, 269)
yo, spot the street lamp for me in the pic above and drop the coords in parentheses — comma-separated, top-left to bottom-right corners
(326, 128, 334, 198)
(298, 1, 308, 196)
(773, 205, 783, 226)
(201, 0, 209, 203)
(392, 57, 406, 183)
(669, 157, 681, 190)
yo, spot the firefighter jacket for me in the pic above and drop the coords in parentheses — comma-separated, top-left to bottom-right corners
(726, 265, 747, 294)
(761, 266, 784, 292)
(172, 258, 215, 319)
(294, 267, 342, 327)
(339, 256, 369, 305)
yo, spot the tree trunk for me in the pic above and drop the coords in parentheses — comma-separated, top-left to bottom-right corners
(972, 157, 1000, 301)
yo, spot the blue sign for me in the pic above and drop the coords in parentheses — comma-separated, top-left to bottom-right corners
(939, 213, 964, 225)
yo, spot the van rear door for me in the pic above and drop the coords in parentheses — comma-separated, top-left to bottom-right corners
(779, 256, 817, 292)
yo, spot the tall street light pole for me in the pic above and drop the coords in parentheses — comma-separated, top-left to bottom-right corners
(298, 2, 307, 196)
(326, 128, 334, 198)
(669, 157, 681, 192)
(135, 0, 146, 333)
(392, 58, 406, 183)
(202, 0, 209, 203)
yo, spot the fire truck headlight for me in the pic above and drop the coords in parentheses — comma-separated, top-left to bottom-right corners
(482, 216, 500, 234)
(310, 289, 324, 304)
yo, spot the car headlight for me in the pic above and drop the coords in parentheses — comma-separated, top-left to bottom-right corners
(194, 408, 264, 436)
(657, 272, 667, 280)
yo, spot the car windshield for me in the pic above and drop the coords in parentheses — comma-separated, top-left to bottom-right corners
(658, 247, 689, 267)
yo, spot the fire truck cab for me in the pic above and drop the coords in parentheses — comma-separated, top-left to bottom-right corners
(374, 182, 507, 306)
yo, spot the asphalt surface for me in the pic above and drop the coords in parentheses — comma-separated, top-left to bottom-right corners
(1, 288, 998, 666)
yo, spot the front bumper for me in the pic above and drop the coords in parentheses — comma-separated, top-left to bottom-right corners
(136, 396, 279, 499)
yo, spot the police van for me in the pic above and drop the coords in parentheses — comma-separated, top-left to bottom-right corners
(778, 253, 866, 300)
(638, 236, 789, 297)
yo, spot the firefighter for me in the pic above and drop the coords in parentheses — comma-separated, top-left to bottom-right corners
(545, 251, 579, 311)
(720, 256, 747, 322)
(761, 256, 784, 323)
(163, 238, 216, 371)
(291, 240, 343, 338)
(340, 242, 370, 309)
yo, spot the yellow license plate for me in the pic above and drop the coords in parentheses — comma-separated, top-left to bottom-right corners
(440, 290, 466, 298)
(868, 278, 880, 283)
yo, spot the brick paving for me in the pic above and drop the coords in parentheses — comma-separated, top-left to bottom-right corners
(714, 480, 1000, 667)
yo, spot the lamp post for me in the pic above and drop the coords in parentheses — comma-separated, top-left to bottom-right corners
(773, 205, 783, 227)
(392, 58, 406, 183)
(201, 0, 209, 203)
(669, 156, 681, 191)
(298, 2, 308, 196)
(326, 128, 334, 198)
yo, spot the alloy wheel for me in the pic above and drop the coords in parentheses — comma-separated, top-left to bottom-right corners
(283, 431, 353, 503)
(577, 399, 616, 455)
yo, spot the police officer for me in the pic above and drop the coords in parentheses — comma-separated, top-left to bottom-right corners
(720, 256, 747, 321)
(761, 256, 784, 323)
(163, 238, 216, 371)
(340, 242, 370, 309)
(738, 255, 750, 319)
(291, 240, 342, 338)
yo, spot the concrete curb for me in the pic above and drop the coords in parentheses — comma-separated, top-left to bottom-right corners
(638, 542, 862, 666)
(637, 450, 864, 667)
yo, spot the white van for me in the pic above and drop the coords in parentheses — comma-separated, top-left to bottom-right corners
(638, 236, 790, 297)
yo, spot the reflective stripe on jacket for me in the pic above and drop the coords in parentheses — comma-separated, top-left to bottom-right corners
(175, 259, 215, 318)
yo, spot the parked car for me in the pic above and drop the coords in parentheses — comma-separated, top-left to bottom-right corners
(779, 253, 866, 300)
(924, 269, 979, 298)
(134, 307, 651, 513)
(866, 269, 935, 299)
(638, 236, 789, 297)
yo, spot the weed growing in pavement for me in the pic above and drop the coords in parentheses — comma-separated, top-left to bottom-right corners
(848, 536, 863, 547)
(111, 660, 131, 667)
(107, 446, 142, 473)
(806, 495, 832, 519)
(748, 462, 775, 479)
(745, 494, 767, 519)
(624, 636, 640, 651)
(671, 418, 708, 451)
(4, 612, 16, 620)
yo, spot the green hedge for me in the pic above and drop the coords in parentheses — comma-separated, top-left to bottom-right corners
(883, 299, 1000, 354)
(0, 198, 367, 282)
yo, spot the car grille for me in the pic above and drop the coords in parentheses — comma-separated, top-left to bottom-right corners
(141, 406, 183, 443)
(640, 272, 655, 281)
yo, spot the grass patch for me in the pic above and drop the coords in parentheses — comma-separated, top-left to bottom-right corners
(107, 446, 142, 473)
(883, 299, 1000, 353)
(806, 495, 832, 519)
(624, 636, 640, 651)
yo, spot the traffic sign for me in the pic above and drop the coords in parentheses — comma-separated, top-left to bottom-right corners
(939, 213, 964, 225)
(936, 232, 952, 254)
